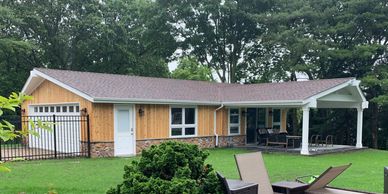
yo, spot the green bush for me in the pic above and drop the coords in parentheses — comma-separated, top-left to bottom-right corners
(107, 141, 223, 194)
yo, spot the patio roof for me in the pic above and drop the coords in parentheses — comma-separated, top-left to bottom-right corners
(22, 68, 367, 108)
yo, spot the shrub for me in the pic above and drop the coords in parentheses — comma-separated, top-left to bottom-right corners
(107, 141, 222, 194)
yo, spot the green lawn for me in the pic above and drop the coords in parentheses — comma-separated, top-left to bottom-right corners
(0, 149, 386, 193)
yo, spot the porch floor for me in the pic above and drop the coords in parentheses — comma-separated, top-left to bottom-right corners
(239, 144, 367, 156)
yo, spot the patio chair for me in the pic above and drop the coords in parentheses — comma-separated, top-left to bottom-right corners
(297, 164, 371, 194)
(310, 135, 318, 146)
(216, 172, 258, 194)
(257, 128, 269, 145)
(266, 132, 289, 149)
(310, 135, 334, 147)
(234, 152, 282, 194)
(315, 135, 334, 147)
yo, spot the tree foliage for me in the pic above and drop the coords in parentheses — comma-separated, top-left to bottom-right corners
(0, 0, 177, 96)
(0, 92, 52, 172)
(0, 0, 387, 149)
(171, 57, 213, 81)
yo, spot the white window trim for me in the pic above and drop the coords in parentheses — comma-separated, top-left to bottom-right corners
(272, 108, 282, 129)
(169, 106, 198, 138)
(30, 103, 81, 115)
(228, 108, 240, 135)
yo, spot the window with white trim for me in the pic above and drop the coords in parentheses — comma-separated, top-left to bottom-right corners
(229, 108, 240, 134)
(272, 109, 281, 129)
(170, 107, 196, 137)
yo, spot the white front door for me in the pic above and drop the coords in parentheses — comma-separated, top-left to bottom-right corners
(114, 105, 135, 156)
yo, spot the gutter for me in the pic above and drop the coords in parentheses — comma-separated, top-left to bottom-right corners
(214, 103, 224, 147)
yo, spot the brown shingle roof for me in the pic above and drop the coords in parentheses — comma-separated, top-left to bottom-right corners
(34, 68, 354, 104)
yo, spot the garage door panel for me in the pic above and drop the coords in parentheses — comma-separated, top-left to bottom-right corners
(28, 104, 81, 153)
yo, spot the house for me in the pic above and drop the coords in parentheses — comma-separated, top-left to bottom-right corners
(21, 68, 368, 156)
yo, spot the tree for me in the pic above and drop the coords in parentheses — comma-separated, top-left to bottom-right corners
(159, 0, 274, 83)
(171, 57, 213, 81)
(0, 0, 178, 98)
(0, 5, 41, 97)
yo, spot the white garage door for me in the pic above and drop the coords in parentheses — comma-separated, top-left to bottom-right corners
(28, 104, 81, 153)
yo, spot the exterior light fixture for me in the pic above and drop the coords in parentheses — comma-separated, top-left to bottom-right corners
(138, 107, 145, 116)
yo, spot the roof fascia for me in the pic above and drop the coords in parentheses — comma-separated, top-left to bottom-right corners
(222, 100, 304, 107)
(93, 97, 221, 105)
(21, 70, 42, 94)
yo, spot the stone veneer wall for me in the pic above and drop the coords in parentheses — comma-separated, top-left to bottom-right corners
(136, 135, 246, 154)
(86, 135, 246, 157)
(89, 142, 114, 157)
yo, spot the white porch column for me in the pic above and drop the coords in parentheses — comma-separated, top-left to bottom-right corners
(356, 107, 364, 148)
(301, 107, 310, 155)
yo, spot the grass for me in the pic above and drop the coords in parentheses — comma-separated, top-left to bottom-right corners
(0, 148, 386, 193)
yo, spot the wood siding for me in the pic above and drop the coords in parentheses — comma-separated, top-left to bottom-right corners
(22, 80, 114, 142)
(23, 80, 289, 143)
(92, 103, 114, 141)
(216, 108, 228, 136)
(135, 104, 170, 140)
(197, 106, 216, 136)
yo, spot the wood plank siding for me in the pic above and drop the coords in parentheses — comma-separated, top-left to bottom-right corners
(135, 105, 247, 140)
(22, 80, 114, 142)
(23, 80, 289, 144)
(135, 104, 170, 140)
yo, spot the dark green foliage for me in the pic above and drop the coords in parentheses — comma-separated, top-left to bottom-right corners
(107, 141, 222, 194)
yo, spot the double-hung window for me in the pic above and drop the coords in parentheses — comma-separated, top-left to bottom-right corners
(229, 108, 240, 135)
(170, 107, 196, 137)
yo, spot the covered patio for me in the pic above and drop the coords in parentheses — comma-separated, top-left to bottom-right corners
(298, 79, 368, 155)
(225, 78, 368, 155)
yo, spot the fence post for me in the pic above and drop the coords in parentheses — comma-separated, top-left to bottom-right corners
(53, 115, 57, 159)
(86, 115, 91, 158)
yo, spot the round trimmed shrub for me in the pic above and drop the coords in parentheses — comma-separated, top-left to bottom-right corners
(107, 141, 222, 194)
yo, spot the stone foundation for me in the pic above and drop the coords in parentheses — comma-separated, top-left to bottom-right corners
(136, 135, 246, 154)
(89, 142, 114, 157)
(218, 135, 246, 147)
(85, 135, 246, 157)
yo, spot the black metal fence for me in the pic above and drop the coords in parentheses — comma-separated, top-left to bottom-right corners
(0, 115, 90, 161)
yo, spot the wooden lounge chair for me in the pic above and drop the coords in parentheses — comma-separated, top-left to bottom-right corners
(216, 172, 258, 194)
(299, 164, 372, 194)
(234, 152, 282, 194)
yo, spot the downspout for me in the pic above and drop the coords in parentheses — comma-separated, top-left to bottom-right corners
(214, 104, 224, 147)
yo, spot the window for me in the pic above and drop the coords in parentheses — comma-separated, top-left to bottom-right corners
(50, 106, 55, 113)
(257, 108, 266, 128)
(56, 106, 61, 112)
(69, 106, 74, 113)
(62, 106, 67, 112)
(229, 108, 240, 134)
(272, 109, 281, 129)
(170, 107, 196, 137)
